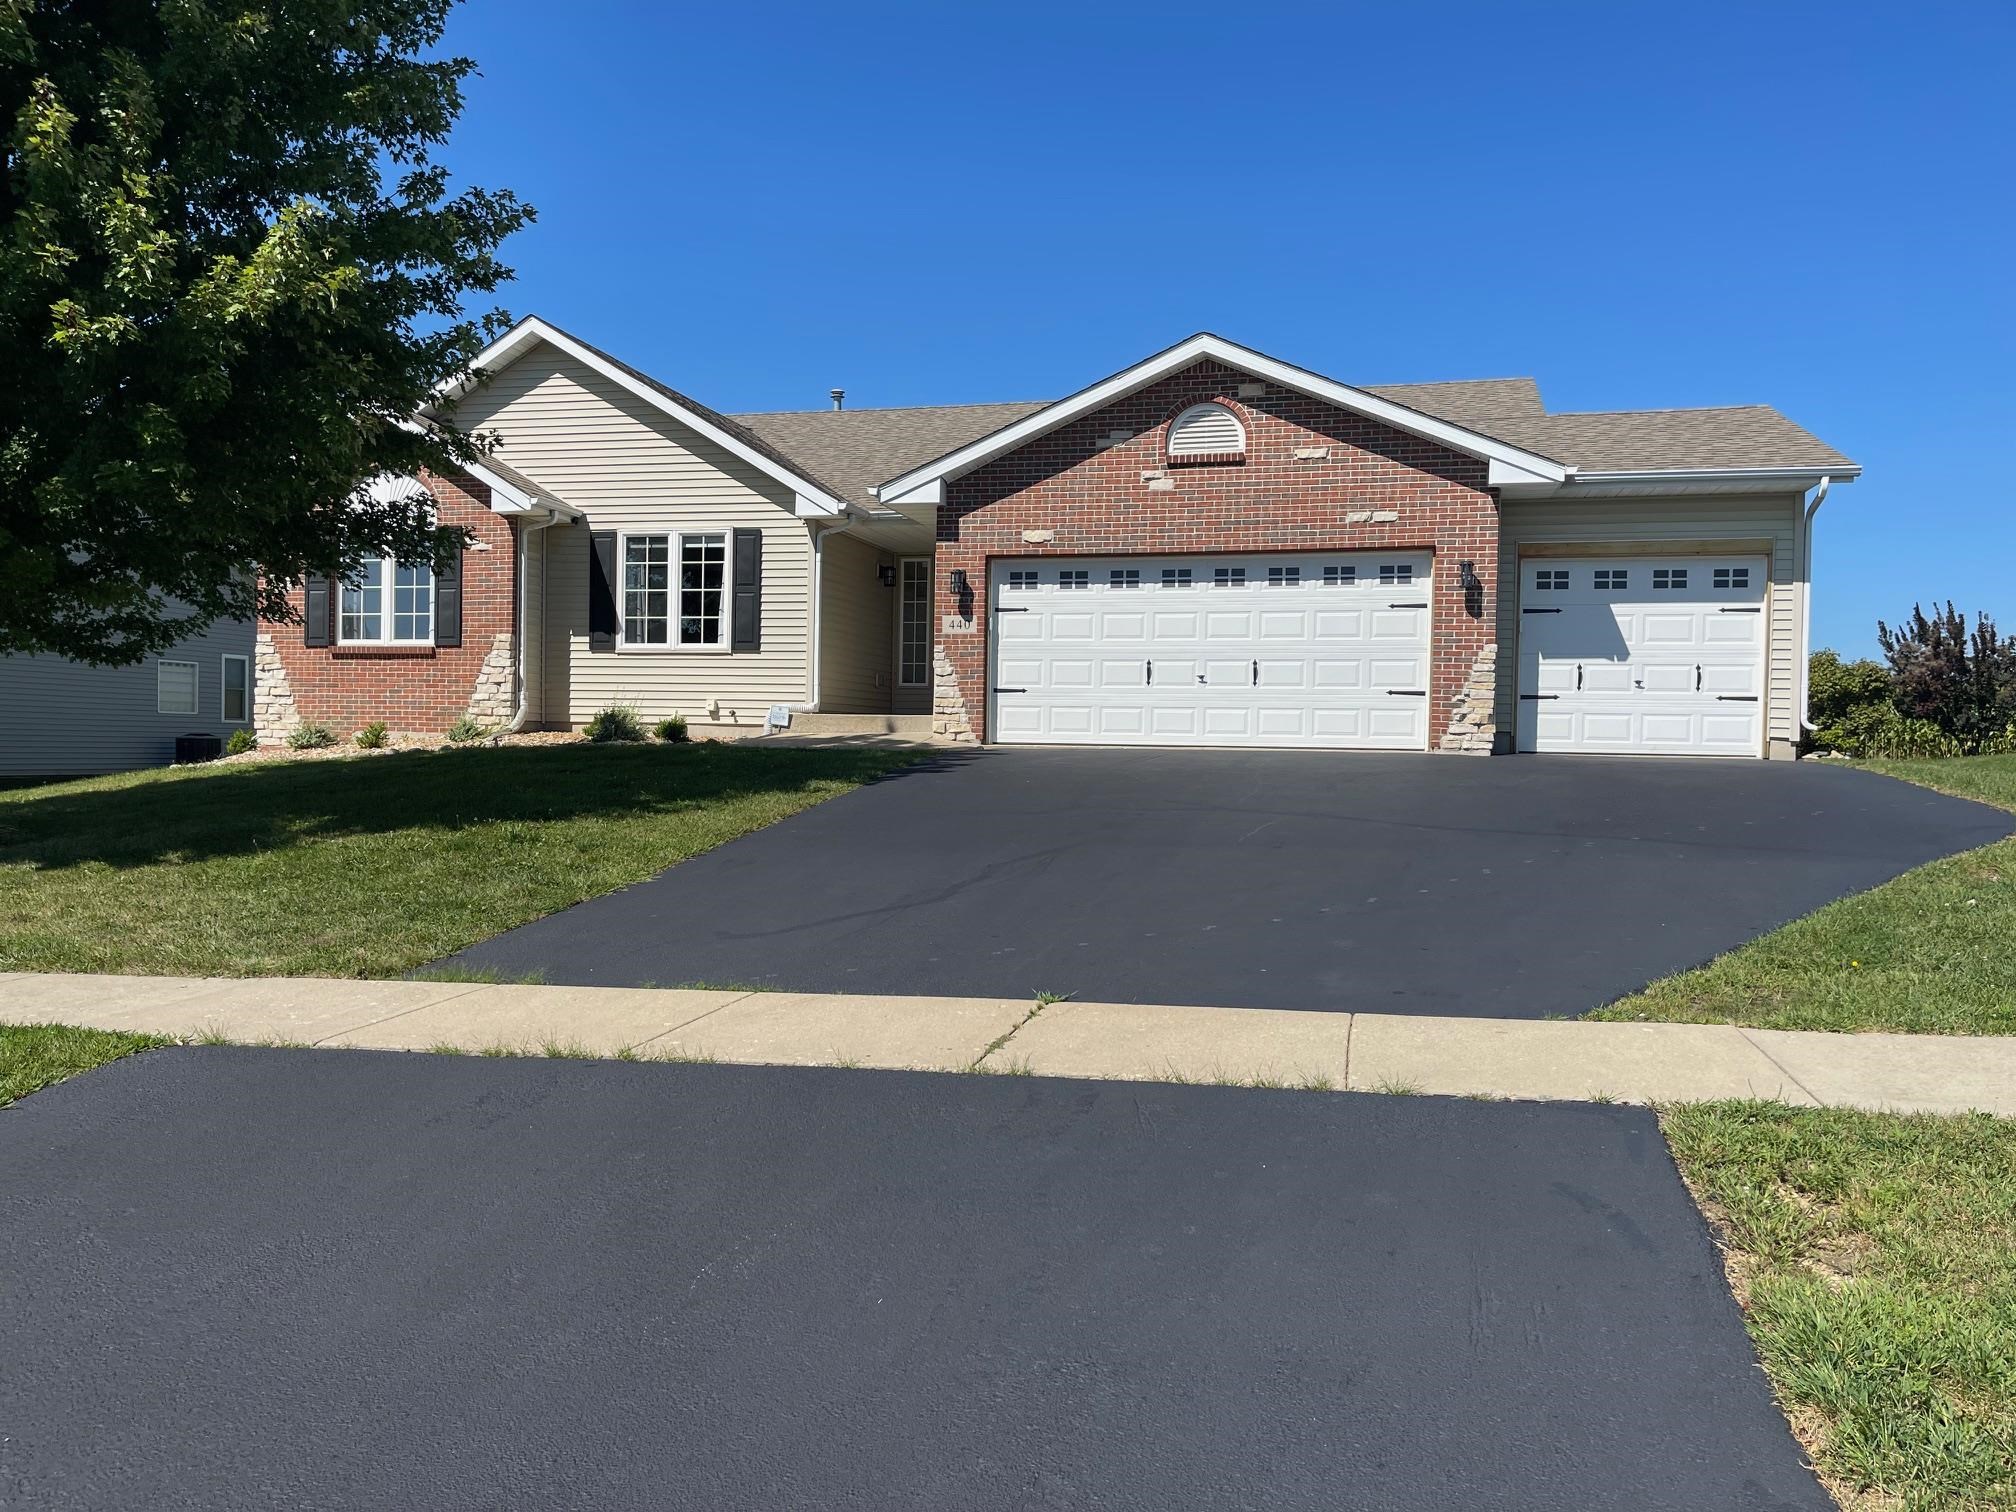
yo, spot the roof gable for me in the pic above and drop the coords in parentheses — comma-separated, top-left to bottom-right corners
(875, 334, 1571, 506)
(432, 317, 855, 517)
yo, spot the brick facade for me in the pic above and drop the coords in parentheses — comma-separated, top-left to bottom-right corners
(935, 360, 1502, 750)
(256, 470, 519, 742)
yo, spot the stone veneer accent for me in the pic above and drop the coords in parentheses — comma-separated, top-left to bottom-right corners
(466, 633, 517, 725)
(932, 645, 974, 741)
(252, 631, 301, 745)
(1442, 643, 1497, 753)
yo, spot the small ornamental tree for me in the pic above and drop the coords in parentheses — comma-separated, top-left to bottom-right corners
(1877, 602, 2016, 750)
(0, 0, 531, 663)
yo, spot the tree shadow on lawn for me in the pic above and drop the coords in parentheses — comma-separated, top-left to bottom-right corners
(0, 744, 971, 872)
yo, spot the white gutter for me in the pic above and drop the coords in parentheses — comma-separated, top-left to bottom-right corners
(803, 514, 865, 713)
(1797, 476, 1833, 736)
(502, 512, 560, 735)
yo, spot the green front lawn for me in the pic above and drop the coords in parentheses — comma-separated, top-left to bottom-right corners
(0, 744, 917, 978)
(1590, 754, 2016, 1034)
(0, 1022, 168, 1106)
(1666, 1102, 2016, 1510)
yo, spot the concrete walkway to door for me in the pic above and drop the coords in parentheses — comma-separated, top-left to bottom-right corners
(440, 748, 2012, 1016)
(14, 971, 2014, 1114)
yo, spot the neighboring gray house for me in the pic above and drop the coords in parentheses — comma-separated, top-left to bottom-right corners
(0, 616, 256, 777)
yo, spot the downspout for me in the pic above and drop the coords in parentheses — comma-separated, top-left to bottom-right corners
(1797, 476, 1832, 737)
(804, 513, 863, 713)
(502, 513, 558, 735)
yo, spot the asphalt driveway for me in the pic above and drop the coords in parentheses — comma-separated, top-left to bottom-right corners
(1, 1048, 1827, 1510)
(450, 749, 2011, 1014)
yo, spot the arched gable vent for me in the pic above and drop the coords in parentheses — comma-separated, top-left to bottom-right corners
(1166, 401, 1246, 463)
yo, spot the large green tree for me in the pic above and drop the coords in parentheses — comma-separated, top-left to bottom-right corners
(0, 0, 530, 662)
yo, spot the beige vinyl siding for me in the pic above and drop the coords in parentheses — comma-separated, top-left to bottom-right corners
(518, 522, 545, 725)
(449, 348, 813, 728)
(817, 531, 895, 712)
(1496, 493, 1805, 747)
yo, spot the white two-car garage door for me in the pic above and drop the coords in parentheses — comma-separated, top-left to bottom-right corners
(1516, 554, 1768, 757)
(989, 552, 1432, 749)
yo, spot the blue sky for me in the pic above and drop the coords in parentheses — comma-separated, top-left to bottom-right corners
(445, 1, 2011, 657)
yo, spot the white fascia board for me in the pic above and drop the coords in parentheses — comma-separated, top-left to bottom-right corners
(794, 492, 847, 519)
(874, 333, 1570, 500)
(1569, 466, 1860, 487)
(879, 477, 943, 508)
(437, 316, 853, 518)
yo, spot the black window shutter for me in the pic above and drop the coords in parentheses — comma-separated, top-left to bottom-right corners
(589, 530, 618, 652)
(732, 529, 762, 651)
(434, 546, 463, 648)
(303, 575, 332, 647)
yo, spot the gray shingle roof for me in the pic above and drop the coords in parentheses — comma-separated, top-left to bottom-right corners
(1361, 377, 1546, 426)
(1476, 406, 1857, 473)
(731, 402, 1049, 511)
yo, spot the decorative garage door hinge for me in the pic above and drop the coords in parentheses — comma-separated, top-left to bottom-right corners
(1386, 689, 1427, 696)
(1716, 695, 1760, 702)
(1718, 607, 1762, 614)
(1522, 607, 1562, 615)
(1520, 693, 1559, 700)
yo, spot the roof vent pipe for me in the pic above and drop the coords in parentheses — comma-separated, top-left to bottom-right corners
(829, 388, 845, 411)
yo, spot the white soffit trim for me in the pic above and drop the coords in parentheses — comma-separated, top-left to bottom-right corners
(438, 317, 851, 518)
(874, 332, 1571, 504)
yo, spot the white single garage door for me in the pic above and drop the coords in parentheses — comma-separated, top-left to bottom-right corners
(1516, 555, 1767, 757)
(989, 551, 1432, 749)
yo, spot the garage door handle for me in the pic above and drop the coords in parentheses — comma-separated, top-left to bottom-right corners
(1696, 665, 1703, 692)
(1719, 607, 1762, 614)
(1252, 659, 1258, 686)
(1146, 660, 1152, 685)
(1386, 689, 1427, 696)
(1716, 695, 1759, 702)
(1576, 664, 1583, 691)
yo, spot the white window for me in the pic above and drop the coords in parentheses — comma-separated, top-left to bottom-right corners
(221, 655, 250, 723)
(1166, 402, 1246, 460)
(157, 660, 198, 715)
(1109, 568, 1141, 589)
(341, 557, 433, 644)
(1594, 568, 1628, 591)
(1535, 569, 1569, 591)
(1213, 566, 1246, 587)
(898, 559, 930, 687)
(1059, 569, 1090, 590)
(1267, 565, 1301, 586)
(1378, 564, 1414, 585)
(1653, 567, 1688, 590)
(1007, 569, 1039, 590)
(1323, 564, 1356, 586)
(623, 533, 728, 648)
(1161, 567, 1194, 588)
(1714, 566, 1750, 590)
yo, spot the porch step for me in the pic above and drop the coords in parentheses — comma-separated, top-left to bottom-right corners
(779, 713, 933, 738)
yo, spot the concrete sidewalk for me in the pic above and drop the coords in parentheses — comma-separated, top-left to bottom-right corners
(5, 972, 2011, 1116)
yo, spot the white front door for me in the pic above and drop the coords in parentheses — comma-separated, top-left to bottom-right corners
(988, 552, 1433, 749)
(1516, 555, 1767, 757)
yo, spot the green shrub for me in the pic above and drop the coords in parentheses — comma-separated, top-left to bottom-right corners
(584, 704, 645, 743)
(285, 721, 336, 750)
(1816, 702, 1963, 760)
(445, 715, 487, 744)
(354, 721, 389, 750)
(224, 727, 256, 756)
(653, 715, 690, 743)
(1807, 648, 1891, 728)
